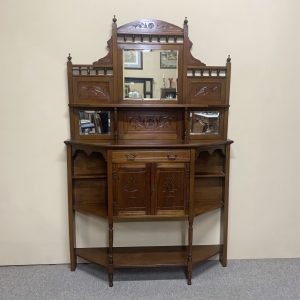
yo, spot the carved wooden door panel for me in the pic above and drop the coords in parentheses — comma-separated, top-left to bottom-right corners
(112, 163, 151, 216)
(154, 163, 189, 215)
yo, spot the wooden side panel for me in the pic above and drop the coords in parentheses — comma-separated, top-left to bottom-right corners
(194, 178, 223, 215)
(155, 163, 188, 214)
(73, 178, 107, 216)
(188, 78, 226, 105)
(112, 163, 151, 216)
(72, 77, 113, 104)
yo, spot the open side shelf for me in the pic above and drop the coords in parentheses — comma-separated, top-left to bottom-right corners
(76, 245, 221, 269)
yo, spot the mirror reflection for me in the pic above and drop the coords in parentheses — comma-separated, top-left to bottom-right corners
(79, 110, 110, 135)
(190, 111, 219, 135)
(123, 49, 178, 100)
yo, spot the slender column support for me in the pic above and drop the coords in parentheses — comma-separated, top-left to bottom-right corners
(187, 217, 194, 285)
(67, 144, 77, 271)
(220, 144, 231, 267)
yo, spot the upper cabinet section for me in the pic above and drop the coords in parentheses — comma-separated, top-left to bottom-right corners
(66, 17, 231, 141)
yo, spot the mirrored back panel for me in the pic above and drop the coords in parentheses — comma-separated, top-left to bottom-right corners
(123, 49, 178, 100)
(79, 110, 111, 135)
(190, 111, 220, 136)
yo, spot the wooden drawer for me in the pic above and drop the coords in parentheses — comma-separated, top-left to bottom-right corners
(111, 150, 190, 163)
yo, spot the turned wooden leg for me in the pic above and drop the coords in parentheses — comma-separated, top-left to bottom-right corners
(108, 223, 114, 287)
(108, 272, 113, 287)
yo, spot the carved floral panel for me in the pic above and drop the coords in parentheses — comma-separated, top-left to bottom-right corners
(189, 80, 225, 104)
(78, 82, 110, 100)
(125, 111, 177, 133)
(113, 165, 150, 214)
(156, 168, 186, 210)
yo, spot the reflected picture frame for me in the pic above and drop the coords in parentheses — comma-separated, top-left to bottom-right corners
(124, 50, 143, 69)
(160, 50, 178, 69)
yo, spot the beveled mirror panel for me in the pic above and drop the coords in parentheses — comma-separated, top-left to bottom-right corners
(190, 111, 220, 135)
(123, 49, 178, 100)
(79, 110, 111, 135)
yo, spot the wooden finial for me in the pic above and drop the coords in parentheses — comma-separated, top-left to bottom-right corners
(67, 53, 72, 62)
(184, 17, 188, 25)
(112, 15, 117, 23)
(227, 55, 231, 63)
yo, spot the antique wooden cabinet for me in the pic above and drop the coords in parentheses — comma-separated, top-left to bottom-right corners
(65, 16, 233, 286)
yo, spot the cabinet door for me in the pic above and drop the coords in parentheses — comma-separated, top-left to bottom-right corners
(112, 163, 151, 216)
(154, 163, 189, 215)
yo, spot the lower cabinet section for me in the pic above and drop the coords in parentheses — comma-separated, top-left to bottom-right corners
(66, 144, 231, 286)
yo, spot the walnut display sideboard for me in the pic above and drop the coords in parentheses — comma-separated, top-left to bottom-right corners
(65, 16, 233, 286)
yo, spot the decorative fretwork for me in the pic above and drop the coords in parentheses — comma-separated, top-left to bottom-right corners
(117, 34, 184, 44)
(187, 67, 227, 78)
(128, 115, 175, 130)
(117, 19, 184, 35)
(72, 65, 113, 76)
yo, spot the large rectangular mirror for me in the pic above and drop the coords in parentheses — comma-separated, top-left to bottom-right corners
(123, 49, 178, 100)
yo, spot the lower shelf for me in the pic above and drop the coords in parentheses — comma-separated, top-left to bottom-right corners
(76, 244, 221, 269)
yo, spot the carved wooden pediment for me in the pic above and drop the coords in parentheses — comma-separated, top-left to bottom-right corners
(117, 19, 184, 35)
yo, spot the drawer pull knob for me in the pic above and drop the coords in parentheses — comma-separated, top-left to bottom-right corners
(167, 153, 177, 160)
(126, 153, 136, 161)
